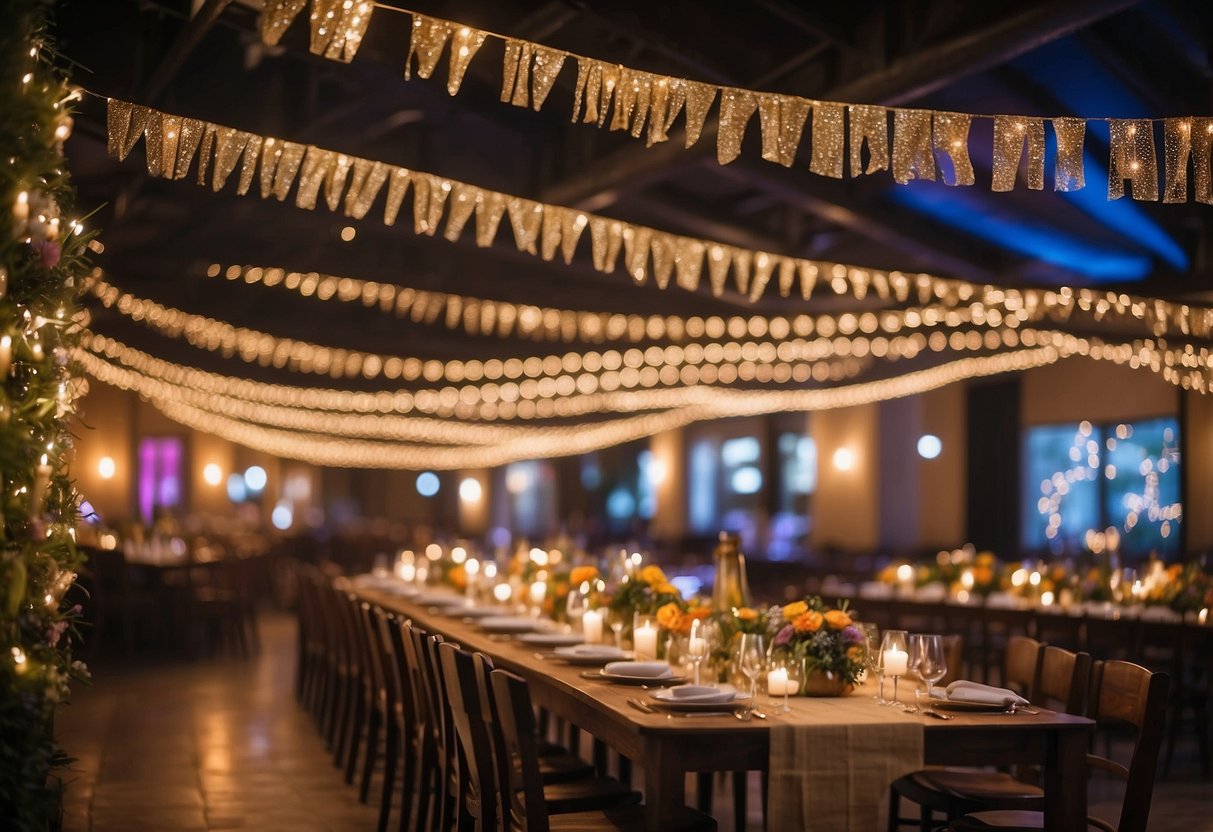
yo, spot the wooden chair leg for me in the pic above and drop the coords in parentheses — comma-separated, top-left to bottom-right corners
(377, 724, 398, 832)
(696, 771, 713, 813)
(732, 770, 747, 832)
(359, 707, 382, 802)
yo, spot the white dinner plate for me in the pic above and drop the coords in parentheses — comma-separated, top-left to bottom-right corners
(552, 645, 632, 666)
(517, 632, 585, 648)
(649, 687, 749, 711)
(442, 605, 510, 619)
(582, 669, 687, 687)
(413, 592, 464, 607)
(479, 616, 553, 634)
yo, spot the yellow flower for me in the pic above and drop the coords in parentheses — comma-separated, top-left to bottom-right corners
(735, 606, 759, 622)
(570, 566, 599, 586)
(782, 600, 808, 620)
(824, 609, 852, 630)
(846, 645, 865, 662)
(448, 564, 467, 589)
(793, 611, 823, 633)
(656, 602, 683, 632)
(654, 582, 680, 597)
(640, 565, 668, 585)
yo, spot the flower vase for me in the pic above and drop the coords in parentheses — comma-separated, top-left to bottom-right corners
(801, 667, 854, 697)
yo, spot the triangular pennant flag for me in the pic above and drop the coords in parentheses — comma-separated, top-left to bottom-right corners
(931, 112, 974, 186)
(296, 146, 336, 209)
(572, 58, 591, 123)
(105, 98, 133, 159)
(540, 206, 564, 261)
(383, 167, 413, 226)
(324, 154, 353, 211)
(731, 248, 753, 296)
(259, 0, 306, 45)
(443, 183, 479, 241)
(850, 268, 870, 300)
(777, 257, 796, 297)
(170, 118, 205, 181)
(749, 252, 777, 301)
(578, 60, 604, 125)
(674, 238, 705, 291)
(195, 124, 216, 186)
(124, 104, 156, 161)
(530, 46, 566, 111)
(757, 94, 809, 167)
(848, 104, 889, 176)
(474, 191, 507, 246)
(506, 196, 544, 253)
(652, 77, 688, 147)
(810, 101, 845, 178)
(597, 64, 621, 128)
(892, 109, 935, 184)
(268, 141, 305, 201)
(559, 210, 587, 264)
(309, 0, 373, 63)
(405, 15, 454, 81)
(589, 217, 623, 272)
(797, 260, 819, 300)
(649, 233, 677, 289)
(707, 244, 731, 296)
(717, 89, 759, 165)
(1052, 118, 1086, 192)
(991, 116, 1044, 191)
(415, 174, 450, 235)
(235, 135, 263, 195)
(259, 137, 285, 198)
(159, 115, 181, 178)
(344, 159, 389, 218)
(1162, 118, 1191, 203)
(683, 81, 717, 148)
(446, 25, 487, 94)
(211, 127, 252, 192)
(1108, 119, 1158, 201)
(142, 111, 165, 178)
(871, 271, 890, 300)
(622, 226, 653, 283)
(1192, 118, 1213, 205)
(501, 40, 533, 107)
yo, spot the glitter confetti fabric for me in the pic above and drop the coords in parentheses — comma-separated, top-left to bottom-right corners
(259, 0, 307, 46)
(1052, 117, 1086, 192)
(530, 47, 567, 111)
(810, 101, 845, 179)
(447, 25, 487, 94)
(1108, 119, 1158, 201)
(1162, 118, 1192, 203)
(683, 82, 717, 149)
(1193, 118, 1213, 205)
(405, 15, 453, 81)
(758, 94, 810, 167)
(848, 104, 888, 177)
(931, 112, 974, 186)
(992, 116, 1044, 191)
(892, 109, 935, 184)
(717, 89, 759, 165)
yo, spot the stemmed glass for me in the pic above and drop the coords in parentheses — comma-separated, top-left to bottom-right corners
(737, 633, 766, 714)
(565, 582, 588, 635)
(879, 630, 908, 709)
(605, 606, 628, 649)
(862, 623, 884, 702)
(686, 618, 710, 687)
(917, 634, 948, 699)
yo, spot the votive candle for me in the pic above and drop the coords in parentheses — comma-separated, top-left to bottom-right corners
(633, 622, 658, 661)
(883, 647, 908, 676)
(582, 609, 603, 644)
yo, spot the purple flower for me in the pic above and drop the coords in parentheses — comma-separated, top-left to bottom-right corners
(841, 625, 864, 644)
(773, 624, 794, 647)
(47, 619, 68, 647)
(36, 239, 61, 268)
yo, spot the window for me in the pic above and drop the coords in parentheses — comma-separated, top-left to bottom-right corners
(138, 436, 184, 524)
(769, 433, 816, 559)
(1022, 417, 1181, 558)
(502, 460, 556, 537)
(687, 432, 764, 546)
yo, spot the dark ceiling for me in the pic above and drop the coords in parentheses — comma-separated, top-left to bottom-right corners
(51, 0, 1213, 387)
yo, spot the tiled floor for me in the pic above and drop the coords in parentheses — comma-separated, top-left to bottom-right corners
(57, 611, 1213, 831)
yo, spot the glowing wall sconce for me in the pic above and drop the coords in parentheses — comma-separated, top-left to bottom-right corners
(832, 447, 856, 471)
(97, 456, 116, 480)
(459, 477, 482, 503)
(202, 463, 223, 486)
(917, 434, 943, 459)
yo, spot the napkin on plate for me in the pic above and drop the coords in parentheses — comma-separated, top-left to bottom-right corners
(666, 684, 737, 703)
(603, 661, 672, 678)
(944, 680, 1029, 706)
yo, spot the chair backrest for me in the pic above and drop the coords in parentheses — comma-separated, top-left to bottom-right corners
(939, 634, 965, 686)
(419, 632, 461, 802)
(1003, 634, 1044, 696)
(401, 623, 433, 727)
(357, 601, 387, 703)
(375, 607, 411, 727)
(1086, 660, 1170, 832)
(489, 668, 550, 832)
(1034, 645, 1091, 715)
(439, 643, 499, 832)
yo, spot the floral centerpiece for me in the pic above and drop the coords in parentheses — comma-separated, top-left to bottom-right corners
(771, 598, 866, 695)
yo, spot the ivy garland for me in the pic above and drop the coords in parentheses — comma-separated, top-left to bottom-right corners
(0, 1, 91, 827)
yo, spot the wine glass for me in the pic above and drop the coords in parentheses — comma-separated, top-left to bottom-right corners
(605, 606, 627, 649)
(917, 634, 948, 699)
(879, 630, 908, 709)
(861, 623, 883, 702)
(686, 619, 710, 687)
(907, 633, 925, 693)
(565, 582, 589, 634)
(737, 633, 766, 714)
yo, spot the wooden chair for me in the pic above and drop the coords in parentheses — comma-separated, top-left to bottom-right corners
(353, 603, 391, 807)
(488, 668, 717, 831)
(949, 660, 1170, 832)
(336, 590, 371, 784)
(373, 607, 412, 832)
(401, 622, 440, 832)
(888, 639, 1087, 832)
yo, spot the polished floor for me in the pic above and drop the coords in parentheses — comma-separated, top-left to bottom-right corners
(57, 612, 1212, 831)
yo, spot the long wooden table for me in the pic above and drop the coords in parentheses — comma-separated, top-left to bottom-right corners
(358, 587, 1093, 832)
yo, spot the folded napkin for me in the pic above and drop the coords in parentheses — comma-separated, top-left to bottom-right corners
(604, 661, 672, 678)
(562, 645, 626, 657)
(945, 681, 1029, 706)
(667, 684, 737, 703)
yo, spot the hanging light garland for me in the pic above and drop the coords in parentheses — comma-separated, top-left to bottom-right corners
(257, 2, 1213, 203)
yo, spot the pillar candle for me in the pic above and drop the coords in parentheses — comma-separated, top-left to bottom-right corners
(767, 667, 789, 695)
(0, 335, 11, 376)
(883, 647, 908, 676)
(582, 609, 603, 644)
(688, 635, 706, 658)
(633, 622, 658, 661)
(30, 454, 51, 518)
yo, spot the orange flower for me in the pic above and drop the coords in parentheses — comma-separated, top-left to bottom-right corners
(656, 602, 684, 632)
(570, 565, 600, 586)
(846, 645, 865, 662)
(793, 611, 823, 633)
(735, 606, 759, 622)
(686, 606, 711, 622)
(782, 600, 808, 620)
(448, 564, 467, 590)
(655, 582, 680, 597)
(640, 565, 668, 585)
(824, 609, 852, 630)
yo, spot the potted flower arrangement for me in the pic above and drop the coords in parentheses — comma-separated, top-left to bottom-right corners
(605, 564, 683, 644)
(768, 598, 866, 696)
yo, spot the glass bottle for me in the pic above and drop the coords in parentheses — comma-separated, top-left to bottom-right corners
(711, 531, 751, 612)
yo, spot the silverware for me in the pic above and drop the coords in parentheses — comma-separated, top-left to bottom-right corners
(923, 709, 954, 720)
(627, 698, 656, 714)
(751, 709, 768, 720)
(668, 711, 735, 718)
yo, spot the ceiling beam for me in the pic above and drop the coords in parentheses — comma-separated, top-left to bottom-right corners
(140, 0, 234, 103)
(543, 0, 1142, 209)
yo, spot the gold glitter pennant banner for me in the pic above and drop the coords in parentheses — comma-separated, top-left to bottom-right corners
(308, 0, 373, 63)
(848, 104, 888, 177)
(1192, 118, 1213, 205)
(717, 89, 758, 165)
(810, 101, 845, 179)
(892, 109, 935, 184)
(757, 94, 810, 167)
(932, 112, 974, 186)
(1108, 119, 1158, 201)
(405, 15, 454, 82)
(992, 116, 1044, 192)
(1052, 118, 1086, 192)
(260, 0, 307, 47)
(1162, 118, 1192, 204)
